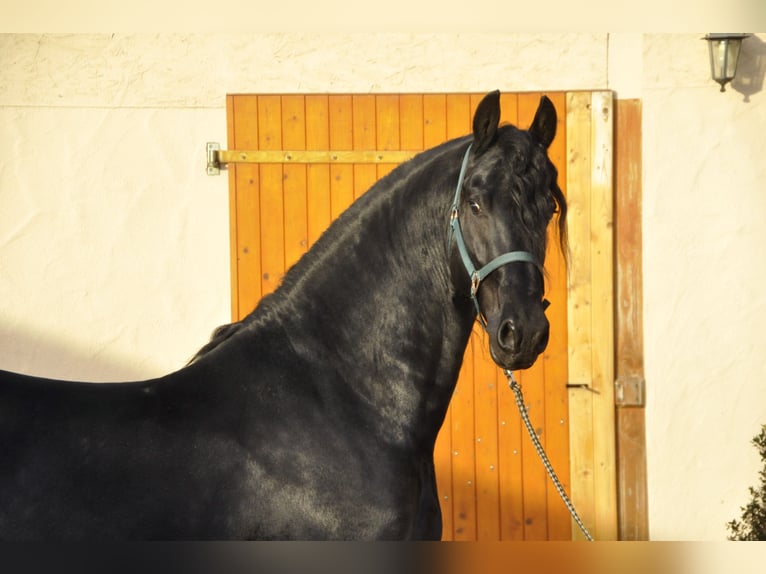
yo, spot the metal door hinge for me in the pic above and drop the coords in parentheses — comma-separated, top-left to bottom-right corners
(207, 142, 222, 175)
(615, 375, 645, 407)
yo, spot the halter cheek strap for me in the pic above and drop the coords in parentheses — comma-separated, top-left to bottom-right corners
(448, 144, 541, 329)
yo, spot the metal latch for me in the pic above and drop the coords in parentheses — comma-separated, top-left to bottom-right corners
(206, 142, 419, 175)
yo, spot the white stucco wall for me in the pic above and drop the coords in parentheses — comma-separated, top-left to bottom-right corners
(1, 30, 765, 540)
(641, 33, 766, 540)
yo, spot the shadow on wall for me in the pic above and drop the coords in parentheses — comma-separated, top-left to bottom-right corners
(0, 322, 157, 383)
(732, 35, 766, 102)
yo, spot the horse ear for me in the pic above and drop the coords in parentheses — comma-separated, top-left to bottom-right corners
(472, 90, 501, 154)
(529, 95, 557, 149)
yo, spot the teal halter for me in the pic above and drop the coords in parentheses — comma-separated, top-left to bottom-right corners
(448, 144, 541, 329)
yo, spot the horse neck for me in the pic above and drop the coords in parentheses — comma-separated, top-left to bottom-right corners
(275, 140, 475, 448)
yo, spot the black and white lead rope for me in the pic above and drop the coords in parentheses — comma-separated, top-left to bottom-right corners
(504, 369, 594, 542)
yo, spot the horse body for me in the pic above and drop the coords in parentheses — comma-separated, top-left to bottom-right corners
(0, 91, 565, 539)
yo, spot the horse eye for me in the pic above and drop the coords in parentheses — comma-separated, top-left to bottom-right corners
(468, 200, 481, 215)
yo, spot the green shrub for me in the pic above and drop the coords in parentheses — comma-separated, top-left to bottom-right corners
(727, 425, 766, 540)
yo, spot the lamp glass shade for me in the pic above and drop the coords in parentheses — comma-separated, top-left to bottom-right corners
(705, 33, 749, 91)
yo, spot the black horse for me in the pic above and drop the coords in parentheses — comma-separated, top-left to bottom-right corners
(0, 91, 566, 540)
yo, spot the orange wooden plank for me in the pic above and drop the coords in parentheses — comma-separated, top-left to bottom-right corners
(498, 92, 519, 127)
(473, 334, 501, 540)
(616, 408, 648, 539)
(257, 95, 285, 297)
(423, 94, 447, 150)
(352, 95, 377, 199)
(614, 100, 644, 381)
(540, 91, 573, 540)
(329, 95, 354, 220)
(450, 338, 477, 540)
(566, 90, 598, 540)
(305, 95, 331, 248)
(226, 95, 239, 321)
(424, 93, 453, 540)
(281, 95, 308, 271)
(588, 91, 617, 540)
(399, 94, 423, 150)
(491, 94, 525, 541)
(446, 93, 476, 541)
(498, 388, 525, 541)
(613, 99, 648, 541)
(518, 363, 550, 540)
(446, 93, 471, 139)
(516, 93, 551, 540)
(375, 94, 401, 180)
(468, 90, 502, 542)
(230, 95, 262, 320)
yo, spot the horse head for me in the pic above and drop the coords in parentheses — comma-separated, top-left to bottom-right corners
(450, 91, 567, 371)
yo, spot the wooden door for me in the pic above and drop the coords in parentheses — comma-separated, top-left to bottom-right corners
(224, 92, 616, 540)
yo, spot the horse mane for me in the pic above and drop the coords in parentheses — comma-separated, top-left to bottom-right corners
(496, 123, 568, 268)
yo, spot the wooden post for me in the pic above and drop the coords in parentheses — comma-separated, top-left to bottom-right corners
(614, 99, 649, 540)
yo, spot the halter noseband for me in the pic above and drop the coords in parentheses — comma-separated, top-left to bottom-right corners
(448, 143, 541, 329)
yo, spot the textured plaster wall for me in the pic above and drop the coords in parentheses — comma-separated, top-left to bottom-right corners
(1, 31, 765, 540)
(641, 33, 766, 540)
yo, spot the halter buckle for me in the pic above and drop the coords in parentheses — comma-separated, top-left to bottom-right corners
(470, 271, 481, 297)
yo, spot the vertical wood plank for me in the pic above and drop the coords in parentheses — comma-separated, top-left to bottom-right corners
(282, 95, 308, 270)
(226, 95, 239, 320)
(329, 95, 354, 220)
(257, 96, 285, 298)
(495, 93, 526, 541)
(566, 92, 593, 390)
(445, 93, 476, 541)
(614, 100, 644, 380)
(473, 338, 501, 540)
(517, 93, 550, 540)
(231, 95, 262, 320)
(616, 409, 648, 539)
(423, 94, 447, 151)
(519, 364, 549, 540)
(306, 95, 331, 248)
(614, 99, 648, 541)
(451, 338, 477, 541)
(424, 93, 454, 540)
(352, 95, 377, 199)
(589, 91, 617, 541)
(567, 385, 595, 539)
(376, 94, 401, 179)
(399, 94, 423, 150)
(589, 91, 614, 395)
(540, 91, 573, 541)
(467, 94, 503, 541)
(566, 91, 597, 539)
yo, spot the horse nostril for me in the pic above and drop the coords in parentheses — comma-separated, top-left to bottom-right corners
(498, 319, 519, 353)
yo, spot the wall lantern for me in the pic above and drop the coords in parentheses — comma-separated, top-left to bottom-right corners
(703, 33, 751, 92)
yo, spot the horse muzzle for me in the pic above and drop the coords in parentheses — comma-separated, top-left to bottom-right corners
(487, 307, 550, 371)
